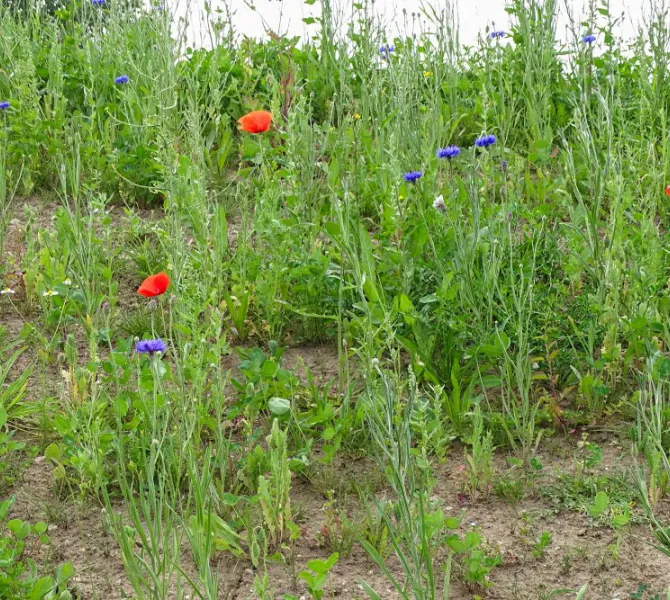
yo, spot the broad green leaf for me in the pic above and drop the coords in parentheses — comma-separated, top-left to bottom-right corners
(33, 522, 48, 534)
(588, 491, 609, 518)
(321, 427, 336, 441)
(28, 576, 54, 600)
(269, 397, 291, 416)
(307, 552, 339, 574)
(324, 222, 341, 238)
(221, 493, 239, 506)
(8, 519, 31, 540)
(262, 360, 279, 378)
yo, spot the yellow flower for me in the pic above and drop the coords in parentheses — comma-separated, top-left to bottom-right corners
(353, 113, 361, 120)
(424, 71, 432, 78)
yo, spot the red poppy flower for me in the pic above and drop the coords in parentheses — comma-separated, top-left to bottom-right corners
(238, 110, 272, 134)
(138, 272, 170, 297)
(666, 185, 670, 197)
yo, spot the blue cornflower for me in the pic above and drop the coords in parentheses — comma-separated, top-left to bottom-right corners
(489, 30, 506, 39)
(475, 134, 497, 148)
(115, 74, 130, 85)
(501, 159, 508, 171)
(379, 44, 395, 58)
(92, 0, 105, 5)
(0, 101, 9, 110)
(582, 34, 596, 44)
(136, 338, 167, 355)
(404, 171, 423, 183)
(437, 146, 461, 159)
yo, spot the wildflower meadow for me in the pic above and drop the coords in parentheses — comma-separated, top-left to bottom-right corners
(2, 0, 670, 598)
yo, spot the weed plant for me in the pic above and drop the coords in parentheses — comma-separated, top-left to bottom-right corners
(2, 0, 670, 597)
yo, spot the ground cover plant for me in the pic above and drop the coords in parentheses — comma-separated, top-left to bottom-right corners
(2, 0, 670, 597)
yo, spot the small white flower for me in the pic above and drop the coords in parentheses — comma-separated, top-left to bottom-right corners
(0, 288, 15, 295)
(433, 195, 446, 212)
(43, 289, 59, 297)
(63, 278, 72, 286)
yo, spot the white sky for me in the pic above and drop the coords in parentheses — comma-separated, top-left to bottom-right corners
(172, 0, 658, 49)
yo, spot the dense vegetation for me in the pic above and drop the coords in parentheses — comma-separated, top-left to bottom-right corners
(2, 0, 670, 598)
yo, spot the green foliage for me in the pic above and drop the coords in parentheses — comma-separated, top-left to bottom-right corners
(541, 470, 634, 517)
(464, 405, 495, 500)
(257, 419, 293, 548)
(531, 530, 552, 560)
(299, 553, 339, 600)
(0, 344, 35, 421)
(223, 285, 251, 341)
(4, 0, 670, 596)
(360, 369, 500, 598)
(627, 583, 670, 600)
(230, 345, 298, 423)
(317, 496, 357, 558)
(0, 496, 74, 599)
